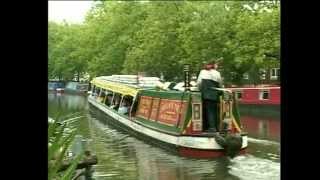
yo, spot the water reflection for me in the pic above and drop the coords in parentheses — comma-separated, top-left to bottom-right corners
(48, 93, 87, 117)
(241, 116, 280, 142)
(48, 94, 280, 180)
(88, 116, 241, 180)
(239, 108, 280, 164)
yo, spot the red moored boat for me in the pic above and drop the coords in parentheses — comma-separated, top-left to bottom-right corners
(228, 86, 280, 105)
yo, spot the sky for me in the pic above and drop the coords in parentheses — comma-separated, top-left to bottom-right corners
(48, 1, 93, 24)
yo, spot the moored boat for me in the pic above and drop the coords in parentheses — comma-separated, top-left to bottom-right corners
(228, 86, 280, 117)
(88, 75, 248, 158)
(56, 88, 64, 93)
(64, 82, 89, 95)
(48, 81, 65, 92)
(228, 86, 280, 105)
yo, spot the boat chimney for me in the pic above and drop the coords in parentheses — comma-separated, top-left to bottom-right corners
(183, 64, 191, 91)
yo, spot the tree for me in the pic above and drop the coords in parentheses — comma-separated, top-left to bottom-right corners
(48, 1, 280, 85)
(123, 2, 186, 80)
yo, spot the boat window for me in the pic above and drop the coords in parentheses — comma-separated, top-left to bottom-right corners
(192, 103, 202, 131)
(130, 97, 138, 117)
(91, 85, 96, 94)
(77, 84, 88, 91)
(105, 91, 113, 106)
(118, 95, 133, 116)
(193, 104, 201, 119)
(95, 87, 101, 98)
(235, 91, 242, 100)
(100, 89, 106, 103)
(259, 90, 269, 100)
(111, 93, 121, 110)
(93, 86, 99, 98)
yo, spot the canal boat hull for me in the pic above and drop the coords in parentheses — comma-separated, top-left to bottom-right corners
(238, 104, 280, 118)
(48, 81, 65, 92)
(88, 96, 248, 158)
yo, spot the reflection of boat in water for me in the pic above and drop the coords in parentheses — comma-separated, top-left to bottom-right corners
(87, 117, 241, 180)
(88, 114, 279, 180)
(132, 136, 240, 180)
(48, 93, 88, 115)
(241, 116, 280, 141)
(88, 75, 248, 158)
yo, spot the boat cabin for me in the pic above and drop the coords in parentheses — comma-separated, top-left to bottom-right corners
(48, 81, 65, 91)
(89, 75, 243, 136)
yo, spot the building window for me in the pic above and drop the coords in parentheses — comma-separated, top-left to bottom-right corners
(259, 90, 269, 100)
(260, 69, 266, 80)
(243, 73, 249, 80)
(235, 91, 242, 100)
(270, 68, 280, 80)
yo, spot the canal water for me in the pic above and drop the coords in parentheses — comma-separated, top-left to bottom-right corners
(48, 93, 280, 180)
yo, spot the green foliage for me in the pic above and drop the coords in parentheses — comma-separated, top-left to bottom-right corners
(48, 116, 83, 180)
(49, 1, 280, 85)
(49, 22, 88, 81)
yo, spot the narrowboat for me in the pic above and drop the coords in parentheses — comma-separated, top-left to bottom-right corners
(228, 87, 280, 117)
(48, 81, 65, 92)
(88, 75, 248, 158)
(228, 87, 280, 105)
(64, 82, 89, 95)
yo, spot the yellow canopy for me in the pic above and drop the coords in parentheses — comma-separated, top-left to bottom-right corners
(91, 78, 139, 97)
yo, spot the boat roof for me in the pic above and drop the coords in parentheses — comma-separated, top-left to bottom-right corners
(91, 77, 142, 97)
(91, 75, 233, 97)
(139, 89, 194, 100)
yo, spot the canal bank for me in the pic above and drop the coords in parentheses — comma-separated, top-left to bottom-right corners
(48, 93, 280, 180)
